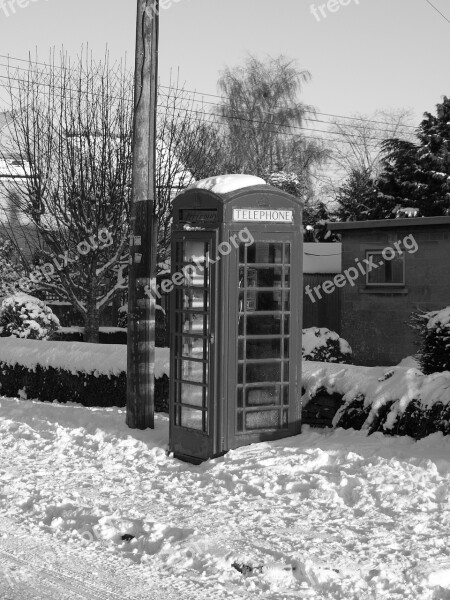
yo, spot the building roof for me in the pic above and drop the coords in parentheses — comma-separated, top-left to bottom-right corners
(328, 216, 450, 232)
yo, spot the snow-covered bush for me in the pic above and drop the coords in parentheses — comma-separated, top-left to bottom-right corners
(302, 327, 353, 364)
(0, 338, 169, 411)
(0, 293, 60, 340)
(410, 307, 450, 374)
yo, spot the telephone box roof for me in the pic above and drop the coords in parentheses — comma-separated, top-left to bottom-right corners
(187, 174, 267, 195)
(177, 179, 303, 207)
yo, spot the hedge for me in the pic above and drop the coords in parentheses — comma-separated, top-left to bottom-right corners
(0, 338, 169, 412)
(0, 360, 169, 411)
(302, 361, 450, 441)
(53, 328, 128, 344)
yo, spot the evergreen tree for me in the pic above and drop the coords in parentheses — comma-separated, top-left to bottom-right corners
(334, 98, 450, 222)
(377, 97, 450, 217)
(335, 169, 379, 221)
(415, 96, 450, 215)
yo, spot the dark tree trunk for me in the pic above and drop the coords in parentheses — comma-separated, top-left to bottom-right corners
(84, 298, 100, 343)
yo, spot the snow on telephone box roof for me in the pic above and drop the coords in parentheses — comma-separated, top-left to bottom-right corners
(187, 174, 267, 195)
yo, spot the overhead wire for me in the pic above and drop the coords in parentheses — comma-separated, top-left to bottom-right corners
(0, 53, 418, 130)
(0, 76, 396, 148)
(424, 0, 450, 25)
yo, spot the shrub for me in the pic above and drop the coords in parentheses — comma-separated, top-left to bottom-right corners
(0, 361, 169, 411)
(410, 307, 450, 374)
(302, 327, 353, 364)
(0, 293, 60, 340)
(52, 328, 128, 344)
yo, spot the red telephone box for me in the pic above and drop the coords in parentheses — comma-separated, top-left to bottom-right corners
(169, 176, 303, 463)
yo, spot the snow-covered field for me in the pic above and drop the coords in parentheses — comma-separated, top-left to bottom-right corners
(2, 396, 450, 599)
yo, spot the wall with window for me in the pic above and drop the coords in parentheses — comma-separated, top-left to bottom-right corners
(339, 224, 450, 366)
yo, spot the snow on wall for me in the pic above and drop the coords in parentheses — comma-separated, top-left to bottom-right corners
(0, 337, 170, 378)
(187, 174, 267, 195)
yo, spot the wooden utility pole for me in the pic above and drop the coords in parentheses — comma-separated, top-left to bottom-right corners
(127, 0, 159, 429)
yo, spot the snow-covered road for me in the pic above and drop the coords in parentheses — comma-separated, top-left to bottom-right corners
(1, 396, 450, 599)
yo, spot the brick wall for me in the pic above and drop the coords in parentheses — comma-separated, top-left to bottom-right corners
(340, 225, 450, 366)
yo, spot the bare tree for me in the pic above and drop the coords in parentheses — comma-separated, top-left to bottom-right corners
(317, 109, 417, 200)
(217, 54, 328, 191)
(0, 51, 132, 342)
(155, 80, 225, 265)
(1, 58, 230, 334)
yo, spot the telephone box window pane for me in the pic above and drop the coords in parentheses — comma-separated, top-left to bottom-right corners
(283, 386, 289, 405)
(238, 363, 244, 384)
(180, 288, 207, 310)
(181, 265, 208, 287)
(284, 245, 291, 263)
(284, 316, 290, 335)
(181, 407, 204, 430)
(245, 410, 280, 430)
(246, 386, 281, 406)
(283, 361, 289, 382)
(246, 243, 283, 264)
(246, 362, 281, 383)
(237, 388, 244, 408)
(238, 316, 245, 336)
(180, 336, 205, 359)
(239, 245, 245, 263)
(245, 291, 284, 311)
(246, 338, 281, 359)
(245, 267, 285, 288)
(241, 290, 286, 312)
(183, 241, 206, 263)
(237, 411, 244, 432)
(180, 383, 203, 407)
(239, 267, 245, 288)
(181, 360, 206, 383)
(181, 313, 207, 334)
(238, 339, 244, 360)
(284, 338, 290, 358)
(247, 315, 282, 335)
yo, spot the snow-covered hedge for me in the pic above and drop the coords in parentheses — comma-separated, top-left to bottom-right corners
(0, 338, 170, 410)
(302, 327, 353, 364)
(53, 326, 128, 344)
(410, 306, 450, 374)
(0, 293, 60, 340)
(302, 361, 450, 439)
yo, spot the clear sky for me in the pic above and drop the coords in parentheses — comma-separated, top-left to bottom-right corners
(0, 0, 449, 125)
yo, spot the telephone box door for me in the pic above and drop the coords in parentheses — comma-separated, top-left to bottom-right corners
(227, 232, 302, 446)
(169, 232, 218, 462)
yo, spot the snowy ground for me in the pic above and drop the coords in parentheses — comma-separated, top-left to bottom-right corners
(2, 397, 450, 599)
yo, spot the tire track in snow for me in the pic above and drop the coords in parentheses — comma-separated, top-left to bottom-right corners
(0, 516, 206, 600)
